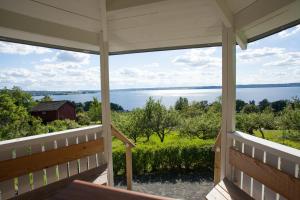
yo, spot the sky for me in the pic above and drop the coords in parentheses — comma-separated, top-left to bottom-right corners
(0, 25, 300, 91)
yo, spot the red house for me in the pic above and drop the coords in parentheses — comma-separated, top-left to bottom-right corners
(30, 101, 76, 123)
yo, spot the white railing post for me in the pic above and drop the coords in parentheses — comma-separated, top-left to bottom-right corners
(221, 24, 236, 180)
(99, 0, 114, 186)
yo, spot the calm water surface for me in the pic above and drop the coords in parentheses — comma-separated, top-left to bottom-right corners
(34, 87, 300, 110)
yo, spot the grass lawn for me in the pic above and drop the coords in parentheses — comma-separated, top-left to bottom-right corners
(254, 130, 300, 150)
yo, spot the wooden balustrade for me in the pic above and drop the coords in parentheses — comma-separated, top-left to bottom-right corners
(0, 125, 105, 200)
(111, 125, 135, 190)
(228, 131, 300, 200)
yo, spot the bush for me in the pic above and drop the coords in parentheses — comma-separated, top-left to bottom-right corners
(76, 112, 91, 125)
(47, 119, 80, 132)
(113, 139, 214, 175)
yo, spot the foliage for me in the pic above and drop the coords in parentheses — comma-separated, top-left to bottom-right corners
(0, 93, 44, 140)
(175, 97, 189, 111)
(242, 103, 259, 113)
(47, 120, 80, 132)
(143, 98, 179, 142)
(236, 99, 246, 113)
(0, 86, 35, 110)
(271, 100, 288, 113)
(40, 95, 53, 102)
(88, 97, 102, 122)
(113, 109, 145, 143)
(113, 132, 214, 175)
(180, 112, 220, 139)
(76, 112, 91, 125)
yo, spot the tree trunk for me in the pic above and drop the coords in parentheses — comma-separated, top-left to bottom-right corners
(259, 129, 265, 139)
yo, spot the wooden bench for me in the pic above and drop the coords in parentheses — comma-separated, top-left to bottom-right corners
(206, 178, 253, 200)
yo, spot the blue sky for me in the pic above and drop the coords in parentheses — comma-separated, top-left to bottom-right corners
(0, 25, 299, 91)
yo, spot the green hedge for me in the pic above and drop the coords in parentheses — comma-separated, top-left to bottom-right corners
(113, 140, 214, 175)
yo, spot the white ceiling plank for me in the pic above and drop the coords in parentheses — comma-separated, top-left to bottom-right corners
(211, 0, 247, 50)
(235, 0, 296, 31)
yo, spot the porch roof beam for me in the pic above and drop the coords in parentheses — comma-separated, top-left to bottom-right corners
(212, 0, 247, 50)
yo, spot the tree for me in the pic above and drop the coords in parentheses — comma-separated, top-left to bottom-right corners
(180, 112, 220, 139)
(271, 100, 287, 113)
(88, 97, 102, 122)
(1, 86, 35, 110)
(40, 95, 53, 102)
(0, 93, 46, 140)
(110, 103, 124, 112)
(242, 104, 259, 114)
(76, 112, 91, 125)
(236, 99, 246, 113)
(144, 98, 179, 142)
(258, 99, 270, 112)
(175, 97, 188, 111)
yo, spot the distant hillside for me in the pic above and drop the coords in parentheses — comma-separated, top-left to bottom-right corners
(26, 82, 300, 96)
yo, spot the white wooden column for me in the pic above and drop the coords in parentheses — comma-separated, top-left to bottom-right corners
(220, 25, 236, 180)
(99, 0, 113, 186)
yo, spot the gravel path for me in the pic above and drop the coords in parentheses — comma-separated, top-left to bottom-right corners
(114, 171, 214, 200)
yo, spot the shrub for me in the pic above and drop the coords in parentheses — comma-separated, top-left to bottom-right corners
(76, 112, 91, 125)
(113, 139, 214, 175)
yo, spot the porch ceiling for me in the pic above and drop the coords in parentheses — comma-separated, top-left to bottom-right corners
(0, 0, 299, 54)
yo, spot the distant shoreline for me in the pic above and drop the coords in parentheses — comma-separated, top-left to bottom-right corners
(27, 82, 300, 96)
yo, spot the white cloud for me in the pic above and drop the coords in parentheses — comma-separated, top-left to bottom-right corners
(43, 51, 90, 64)
(263, 52, 300, 67)
(0, 62, 99, 91)
(172, 48, 221, 69)
(277, 25, 300, 38)
(237, 47, 284, 61)
(0, 41, 51, 55)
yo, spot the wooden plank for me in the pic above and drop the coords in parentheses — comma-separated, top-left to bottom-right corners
(229, 148, 300, 200)
(126, 145, 133, 190)
(30, 144, 45, 189)
(11, 164, 107, 200)
(87, 133, 98, 169)
(44, 140, 58, 185)
(67, 136, 79, 177)
(0, 149, 16, 199)
(49, 180, 174, 200)
(56, 138, 68, 181)
(78, 135, 88, 173)
(206, 178, 253, 200)
(213, 132, 221, 185)
(0, 125, 102, 151)
(0, 138, 104, 182)
(100, 0, 113, 186)
(111, 125, 135, 147)
(15, 146, 31, 195)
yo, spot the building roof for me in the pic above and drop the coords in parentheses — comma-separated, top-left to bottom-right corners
(30, 101, 73, 112)
(0, 0, 299, 54)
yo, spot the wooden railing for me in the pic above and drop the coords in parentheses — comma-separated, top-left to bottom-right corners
(0, 125, 105, 200)
(213, 132, 221, 185)
(227, 131, 300, 200)
(111, 125, 135, 190)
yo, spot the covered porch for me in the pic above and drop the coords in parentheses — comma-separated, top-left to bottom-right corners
(0, 0, 300, 199)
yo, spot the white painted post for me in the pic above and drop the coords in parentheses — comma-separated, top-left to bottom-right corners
(220, 24, 236, 180)
(99, 0, 114, 186)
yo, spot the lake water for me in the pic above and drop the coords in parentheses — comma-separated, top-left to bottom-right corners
(34, 87, 300, 110)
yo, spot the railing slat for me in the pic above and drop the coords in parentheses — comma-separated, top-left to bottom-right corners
(229, 148, 300, 200)
(31, 144, 45, 189)
(57, 138, 68, 180)
(78, 135, 88, 173)
(88, 133, 97, 169)
(0, 149, 15, 199)
(15, 146, 31, 195)
(44, 140, 58, 185)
